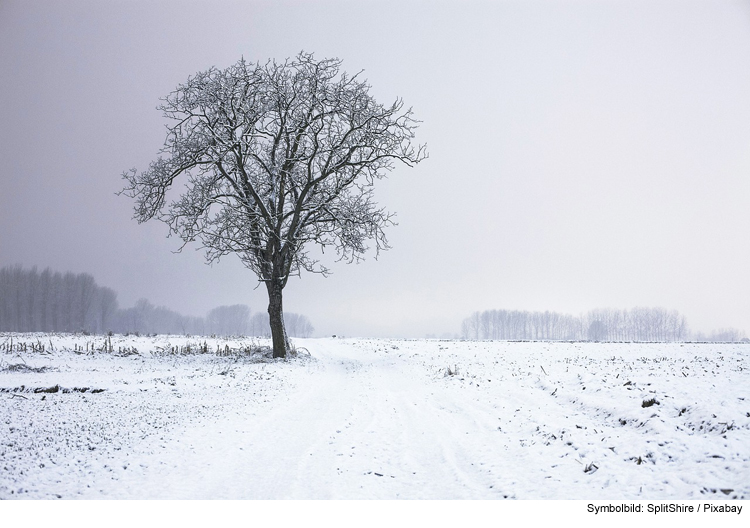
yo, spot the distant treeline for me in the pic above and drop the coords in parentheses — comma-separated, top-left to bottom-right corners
(461, 307, 747, 342)
(0, 265, 314, 337)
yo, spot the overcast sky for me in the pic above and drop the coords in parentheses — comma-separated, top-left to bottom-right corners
(1, 0, 749, 338)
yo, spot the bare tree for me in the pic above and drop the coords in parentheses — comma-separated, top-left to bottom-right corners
(76, 273, 96, 332)
(284, 312, 315, 338)
(97, 287, 119, 333)
(461, 306, 694, 342)
(206, 304, 250, 336)
(249, 312, 271, 337)
(38, 268, 51, 331)
(587, 319, 607, 342)
(121, 53, 426, 357)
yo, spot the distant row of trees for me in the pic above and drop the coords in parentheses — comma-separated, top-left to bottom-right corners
(0, 265, 117, 334)
(584, 307, 689, 342)
(461, 307, 746, 342)
(461, 309, 584, 341)
(0, 265, 314, 337)
(116, 298, 313, 337)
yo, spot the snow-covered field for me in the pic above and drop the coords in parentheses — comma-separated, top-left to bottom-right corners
(1, 333, 748, 499)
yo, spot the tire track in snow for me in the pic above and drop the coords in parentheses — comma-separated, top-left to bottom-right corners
(133, 339, 522, 499)
(296, 340, 515, 498)
(111, 355, 366, 499)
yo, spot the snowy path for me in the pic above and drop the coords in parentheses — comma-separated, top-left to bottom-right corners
(82, 340, 516, 499)
(1, 336, 749, 499)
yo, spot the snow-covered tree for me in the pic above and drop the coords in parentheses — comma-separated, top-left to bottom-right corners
(121, 52, 426, 357)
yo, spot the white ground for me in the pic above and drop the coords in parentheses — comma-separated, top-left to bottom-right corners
(1, 333, 748, 499)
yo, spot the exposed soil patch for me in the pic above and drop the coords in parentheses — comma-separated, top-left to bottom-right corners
(1, 363, 54, 373)
(0, 385, 105, 393)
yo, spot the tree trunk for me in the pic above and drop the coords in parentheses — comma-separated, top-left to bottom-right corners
(266, 280, 290, 358)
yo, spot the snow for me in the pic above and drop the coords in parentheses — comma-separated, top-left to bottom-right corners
(1, 333, 748, 499)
